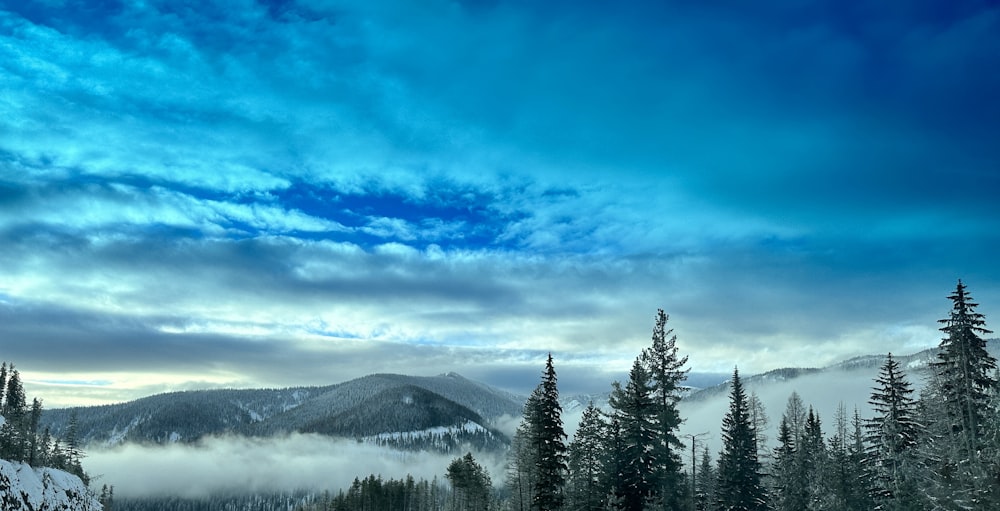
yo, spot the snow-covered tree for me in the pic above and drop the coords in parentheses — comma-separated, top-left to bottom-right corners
(921, 281, 997, 509)
(933, 281, 996, 456)
(864, 354, 921, 510)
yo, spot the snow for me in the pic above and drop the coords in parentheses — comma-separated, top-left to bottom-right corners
(0, 459, 102, 510)
(364, 420, 489, 442)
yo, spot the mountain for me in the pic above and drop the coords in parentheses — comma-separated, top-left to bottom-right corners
(40, 372, 522, 451)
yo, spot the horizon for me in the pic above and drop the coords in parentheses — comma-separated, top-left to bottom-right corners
(2, 1, 998, 408)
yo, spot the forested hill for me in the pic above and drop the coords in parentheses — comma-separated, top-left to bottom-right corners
(40, 372, 521, 450)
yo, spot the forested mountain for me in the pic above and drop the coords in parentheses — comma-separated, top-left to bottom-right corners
(40, 372, 522, 451)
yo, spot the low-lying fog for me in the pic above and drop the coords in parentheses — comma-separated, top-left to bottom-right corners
(87, 364, 919, 498)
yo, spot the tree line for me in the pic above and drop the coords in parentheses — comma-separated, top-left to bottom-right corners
(0, 362, 89, 481)
(507, 280, 999, 511)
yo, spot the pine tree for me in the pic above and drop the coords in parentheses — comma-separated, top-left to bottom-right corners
(28, 398, 42, 466)
(608, 359, 658, 511)
(769, 416, 801, 511)
(769, 394, 808, 511)
(447, 452, 492, 511)
(0, 362, 7, 414)
(640, 309, 689, 510)
(924, 280, 997, 509)
(695, 447, 716, 511)
(822, 403, 871, 511)
(1, 366, 27, 461)
(864, 354, 921, 510)
(532, 353, 568, 511)
(800, 407, 827, 509)
(934, 280, 996, 456)
(716, 367, 767, 511)
(566, 403, 608, 511)
(847, 409, 875, 511)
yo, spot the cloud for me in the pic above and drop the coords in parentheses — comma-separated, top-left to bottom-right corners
(84, 434, 508, 499)
(0, 0, 998, 410)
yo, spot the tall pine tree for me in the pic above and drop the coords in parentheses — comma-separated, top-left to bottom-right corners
(933, 280, 996, 456)
(608, 359, 659, 511)
(864, 353, 921, 510)
(565, 403, 608, 511)
(640, 309, 689, 510)
(924, 280, 997, 509)
(532, 353, 568, 511)
(716, 367, 767, 511)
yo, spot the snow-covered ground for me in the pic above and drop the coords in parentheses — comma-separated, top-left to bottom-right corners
(0, 459, 102, 511)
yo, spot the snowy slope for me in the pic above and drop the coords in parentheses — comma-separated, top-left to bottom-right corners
(0, 459, 102, 511)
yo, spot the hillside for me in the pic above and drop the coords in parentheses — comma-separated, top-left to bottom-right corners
(683, 338, 1000, 402)
(0, 459, 102, 511)
(41, 372, 522, 451)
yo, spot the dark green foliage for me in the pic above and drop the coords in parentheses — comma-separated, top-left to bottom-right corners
(608, 359, 658, 511)
(565, 403, 608, 511)
(447, 452, 493, 511)
(532, 353, 568, 511)
(695, 447, 716, 511)
(301, 385, 506, 452)
(716, 367, 767, 511)
(640, 309, 689, 510)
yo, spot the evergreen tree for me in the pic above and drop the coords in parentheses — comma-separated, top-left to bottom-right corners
(933, 280, 996, 456)
(822, 403, 870, 511)
(531, 353, 568, 511)
(800, 407, 827, 510)
(769, 417, 800, 511)
(640, 309, 689, 510)
(28, 397, 42, 466)
(769, 394, 808, 511)
(716, 368, 766, 511)
(447, 452, 492, 511)
(0, 366, 27, 461)
(864, 354, 921, 510)
(608, 359, 658, 511)
(847, 409, 875, 511)
(924, 280, 997, 509)
(695, 447, 716, 511)
(0, 361, 7, 414)
(566, 403, 608, 511)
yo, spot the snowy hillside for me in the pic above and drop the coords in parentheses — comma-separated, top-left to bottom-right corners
(41, 372, 522, 451)
(0, 459, 101, 511)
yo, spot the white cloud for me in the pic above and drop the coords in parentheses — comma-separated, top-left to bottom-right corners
(85, 434, 507, 499)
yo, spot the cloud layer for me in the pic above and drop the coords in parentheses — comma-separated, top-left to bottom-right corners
(0, 0, 998, 406)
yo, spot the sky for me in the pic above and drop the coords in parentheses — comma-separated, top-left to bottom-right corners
(1, 0, 998, 408)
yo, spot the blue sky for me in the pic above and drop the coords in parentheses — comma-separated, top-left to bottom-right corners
(1, 0, 998, 407)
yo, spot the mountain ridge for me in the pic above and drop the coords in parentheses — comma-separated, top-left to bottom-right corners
(40, 372, 522, 452)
